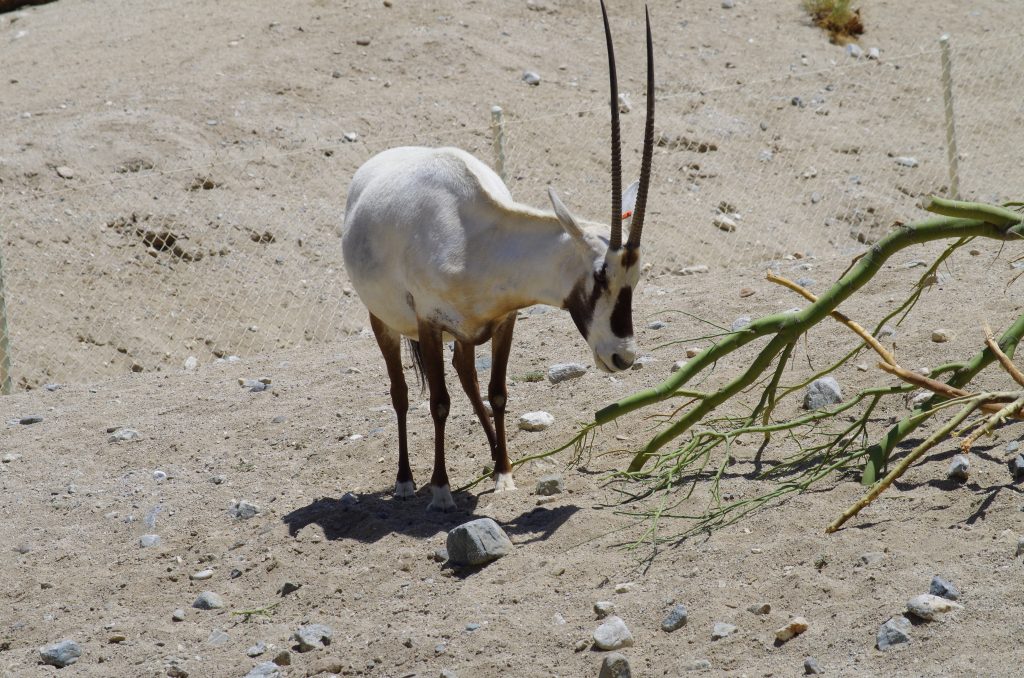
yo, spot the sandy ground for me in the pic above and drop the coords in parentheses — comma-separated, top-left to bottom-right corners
(3, 0, 1024, 676)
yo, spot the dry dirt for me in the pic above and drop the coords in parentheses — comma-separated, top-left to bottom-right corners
(3, 1, 1024, 677)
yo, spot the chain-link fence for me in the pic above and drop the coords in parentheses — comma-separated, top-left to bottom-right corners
(1, 31, 1023, 392)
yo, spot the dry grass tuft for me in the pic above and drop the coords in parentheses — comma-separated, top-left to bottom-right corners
(803, 0, 864, 43)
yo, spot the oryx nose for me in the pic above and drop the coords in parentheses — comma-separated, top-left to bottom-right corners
(612, 352, 634, 370)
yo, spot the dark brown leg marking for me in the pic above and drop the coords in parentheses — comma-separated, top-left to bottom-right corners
(415, 317, 455, 510)
(452, 340, 499, 458)
(488, 312, 517, 480)
(369, 313, 413, 495)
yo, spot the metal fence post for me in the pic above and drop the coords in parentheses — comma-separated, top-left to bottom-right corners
(0, 237, 12, 395)
(939, 34, 961, 200)
(490, 105, 507, 183)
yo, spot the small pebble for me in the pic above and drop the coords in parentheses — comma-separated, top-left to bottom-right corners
(355, 37, 371, 46)
(1011, 455, 1024, 479)
(522, 70, 541, 85)
(183, 356, 198, 371)
(877, 615, 912, 650)
(208, 629, 230, 646)
(947, 454, 970, 480)
(867, 47, 880, 59)
(647, 320, 667, 330)
(685, 659, 712, 671)
(172, 609, 186, 622)
(594, 601, 615, 619)
(547, 363, 588, 384)
(670, 360, 687, 373)
(739, 287, 755, 298)
(139, 534, 161, 548)
(803, 377, 843, 410)
(730, 316, 751, 332)
(804, 656, 824, 674)
(845, 43, 863, 58)
(343, 132, 359, 142)
(675, 264, 709, 275)
(518, 411, 555, 431)
(38, 639, 81, 668)
(55, 166, 75, 179)
(230, 500, 260, 519)
(109, 428, 141, 442)
(713, 215, 737, 232)
(859, 551, 885, 566)
(535, 474, 564, 496)
(614, 582, 635, 594)
(190, 569, 214, 581)
(711, 622, 737, 640)
(446, 518, 513, 566)
(593, 616, 633, 650)
(661, 604, 689, 632)
(192, 591, 225, 610)
(292, 624, 333, 652)
(247, 641, 268, 657)
(19, 415, 43, 425)
(931, 329, 950, 343)
(906, 594, 962, 621)
(894, 156, 919, 167)
(747, 603, 771, 615)
(244, 662, 282, 678)
(775, 616, 809, 642)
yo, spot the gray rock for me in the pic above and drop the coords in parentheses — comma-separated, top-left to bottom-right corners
(647, 320, 667, 330)
(894, 156, 919, 168)
(1011, 455, 1024, 479)
(1008, 440, 1021, 453)
(440, 670, 458, 678)
(343, 132, 359, 142)
(867, 47, 880, 59)
(19, 415, 43, 425)
(39, 639, 81, 668)
(208, 629, 230, 646)
(685, 659, 712, 671)
(947, 455, 970, 480)
(535, 474, 564, 496)
(518, 411, 554, 431)
(594, 601, 615, 619)
(730, 316, 752, 332)
(109, 428, 140, 442)
(183, 356, 198, 371)
(244, 662, 282, 678)
(247, 641, 268, 657)
(670, 360, 687, 373)
(192, 591, 225, 610)
(877, 615, 912, 650)
(55, 165, 75, 179)
(930, 575, 960, 600)
(548, 363, 588, 384)
(803, 377, 843, 410)
(675, 264, 709, 275)
(522, 70, 541, 85)
(711, 622, 737, 640)
(721, 0, 735, 7)
(845, 43, 863, 58)
(747, 602, 771, 615)
(876, 323, 897, 339)
(599, 652, 632, 678)
(292, 624, 333, 652)
(804, 656, 824, 674)
(631, 355, 656, 370)
(713, 215, 737, 232)
(446, 518, 513, 566)
(931, 328, 951, 343)
(593, 616, 633, 650)
(661, 604, 689, 632)
(858, 551, 885, 567)
(229, 500, 260, 519)
(172, 608, 186, 622)
(139, 534, 161, 548)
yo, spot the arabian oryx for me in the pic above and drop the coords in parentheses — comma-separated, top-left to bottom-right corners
(341, 1, 655, 511)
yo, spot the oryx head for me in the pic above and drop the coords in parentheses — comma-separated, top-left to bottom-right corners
(551, 1, 655, 373)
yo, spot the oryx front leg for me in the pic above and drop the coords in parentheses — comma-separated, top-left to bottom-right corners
(417, 318, 456, 512)
(369, 314, 415, 499)
(489, 313, 517, 492)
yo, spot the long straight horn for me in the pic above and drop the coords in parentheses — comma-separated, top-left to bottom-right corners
(601, 0, 623, 251)
(627, 5, 654, 250)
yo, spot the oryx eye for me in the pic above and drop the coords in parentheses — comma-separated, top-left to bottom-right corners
(593, 266, 608, 289)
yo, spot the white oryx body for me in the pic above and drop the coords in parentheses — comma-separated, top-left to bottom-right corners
(340, 1, 655, 511)
(343, 146, 637, 369)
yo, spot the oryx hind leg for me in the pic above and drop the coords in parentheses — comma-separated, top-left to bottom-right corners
(417, 317, 456, 512)
(488, 313, 517, 492)
(369, 313, 415, 498)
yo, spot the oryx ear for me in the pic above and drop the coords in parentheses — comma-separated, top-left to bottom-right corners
(621, 179, 640, 229)
(547, 187, 588, 246)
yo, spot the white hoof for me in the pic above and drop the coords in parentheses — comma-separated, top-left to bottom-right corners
(427, 485, 456, 512)
(394, 480, 416, 499)
(494, 473, 517, 493)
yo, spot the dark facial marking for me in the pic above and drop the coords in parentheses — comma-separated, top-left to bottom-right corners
(621, 245, 639, 269)
(563, 277, 593, 340)
(609, 285, 633, 338)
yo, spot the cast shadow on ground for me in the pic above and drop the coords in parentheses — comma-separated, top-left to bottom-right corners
(282, 488, 580, 545)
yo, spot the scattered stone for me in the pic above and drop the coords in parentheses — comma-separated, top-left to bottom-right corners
(685, 659, 712, 671)
(631, 355, 655, 370)
(240, 378, 271, 392)
(292, 624, 333, 652)
(172, 609, 186, 622)
(547, 363, 588, 384)
(775, 616, 809, 643)
(109, 428, 141, 442)
(440, 670, 459, 678)
(894, 156, 919, 168)
(906, 593, 962, 621)
(803, 377, 843, 410)
(139, 534, 161, 548)
(947, 455, 970, 480)
(247, 641, 268, 657)
(859, 551, 885, 567)
(431, 547, 449, 563)
(446, 518, 513, 566)
(747, 603, 771, 615)
(713, 215, 737, 232)
(593, 616, 633, 650)
(522, 70, 541, 85)
(272, 650, 291, 666)
(208, 629, 230, 646)
(192, 591, 225, 610)
(739, 287, 755, 297)
(518, 411, 555, 431)
(183, 356, 198, 371)
(594, 601, 615, 619)
(19, 415, 43, 425)
(153, 470, 168, 482)
(675, 264, 709, 275)
(278, 581, 302, 596)
(877, 615, 912, 650)
(229, 500, 260, 519)
(711, 622, 737, 640)
(244, 662, 282, 678)
(55, 166, 75, 179)
(343, 132, 359, 142)
(1011, 455, 1024, 479)
(166, 666, 188, 678)
(535, 474, 564, 496)
(867, 47, 880, 60)
(845, 43, 863, 58)
(876, 324, 897, 339)
(931, 329, 951, 343)
(804, 656, 824, 674)
(670, 360, 687, 373)
(190, 569, 214, 581)
(647, 320, 667, 330)
(39, 639, 81, 668)
(599, 652, 633, 678)
(614, 582, 635, 594)
(930, 576, 961, 601)
(1008, 440, 1021, 453)
(661, 604, 689, 632)
(721, 0, 735, 7)
(730, 316, 752, 332)
(355, 36, 371, 46)
(617, 92, 632, 113)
